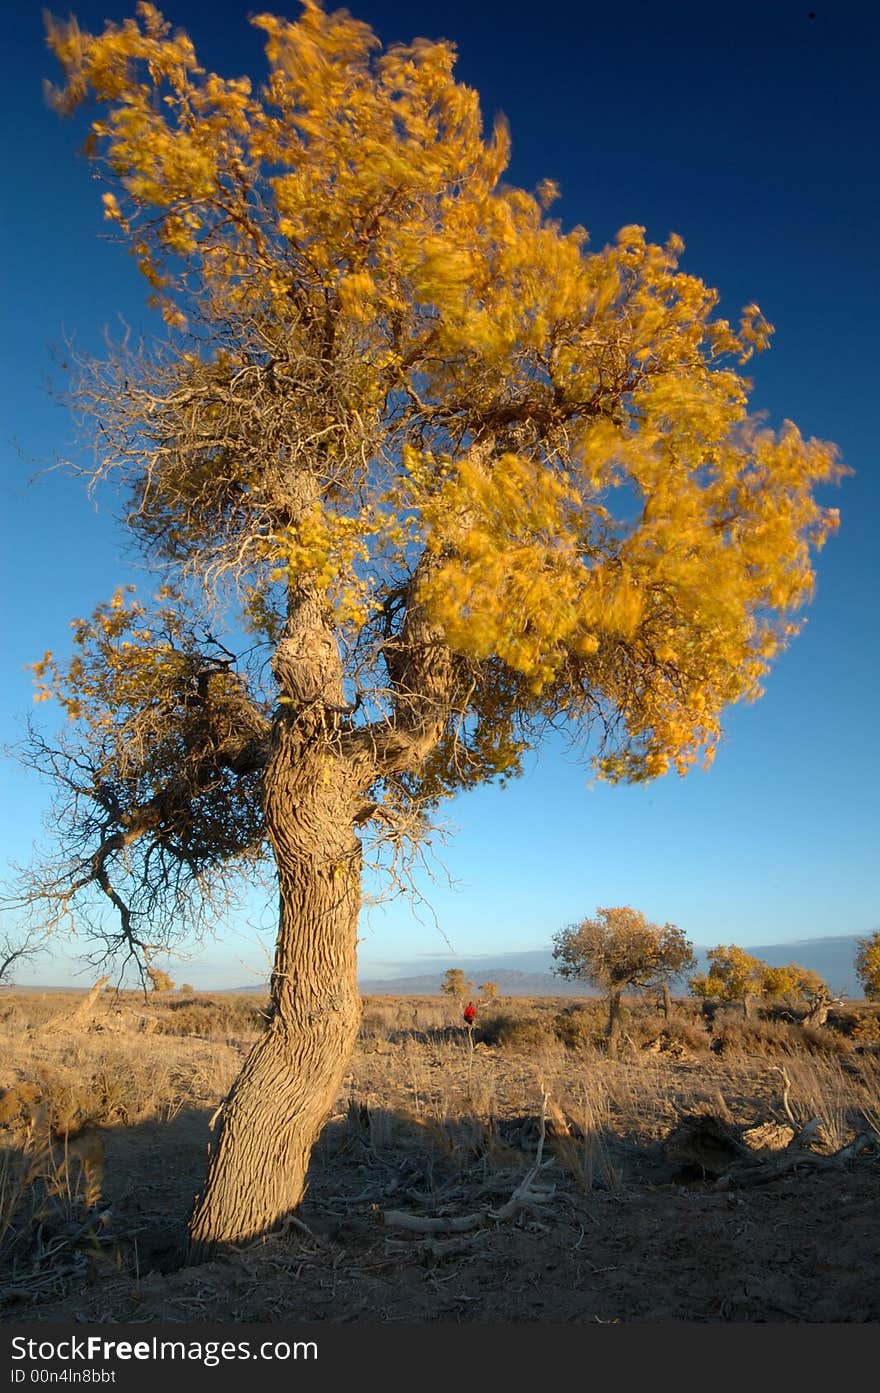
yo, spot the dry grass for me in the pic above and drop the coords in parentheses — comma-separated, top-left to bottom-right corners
(0, 991, 250, 1299)
(1, 987, 877, 1315)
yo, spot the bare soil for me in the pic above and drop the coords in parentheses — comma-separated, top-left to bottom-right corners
(1, 996, 878, 1324)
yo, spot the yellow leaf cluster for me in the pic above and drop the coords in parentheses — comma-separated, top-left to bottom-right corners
(267, 502, 416, 633)
(855, 933, 880, 1002)
(689, 945, 766, 1003)
(29, 586, 192, 732)
(413, 451, 601, 688)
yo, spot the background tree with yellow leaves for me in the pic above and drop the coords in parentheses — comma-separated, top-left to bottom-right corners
(691, 946, 835, 1023)
(441, 968, 473, 999)
(145, 965, 175, 993)
(855, 932, 880, 1002)
(12, 0, 844, 1255)
(689, 944, 767, 1018)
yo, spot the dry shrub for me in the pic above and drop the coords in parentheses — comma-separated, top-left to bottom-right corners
(356, 997, 456, 1043)
(562, 1081, 621, 1191)
(552, 1003, 606, 1051)
(0, 1000, 23, 1031)
(0, 1008, 247, 1299)
(7, 1057, 174, 1137)
(850, 1015, 880, 1047)
(157, 995, 268, 1039)
(776, 1057, 859, 1150)
(676, 997, 711, 1025)
(794, 1023, 853, 1057)
(0, 1128, 107, 1290)
(421, 1107, 494, 1165)
(0, 1027, 243, 1145)
(711, 1014, 820, 1057)
(478, 1011, 557, 1051)
(341, 1089, 490, 1165)
(0, 1083, 41, 1129)
(406, 1000, 455, 1032)
(854, 1055, 880, 1139)
(540, 1093, 588, 1185)
(639, 1017, 712, 1058)
(358, 1007, 392, 1044)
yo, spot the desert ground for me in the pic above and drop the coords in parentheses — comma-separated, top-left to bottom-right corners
(1, 988, 878, 1324)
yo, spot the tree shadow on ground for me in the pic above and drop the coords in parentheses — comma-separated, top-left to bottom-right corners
(1, 1091, 655, 1294)
(3, 1095, 879, 1324)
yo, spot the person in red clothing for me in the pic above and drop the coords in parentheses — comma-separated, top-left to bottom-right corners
(462, 1001, 476, 1026)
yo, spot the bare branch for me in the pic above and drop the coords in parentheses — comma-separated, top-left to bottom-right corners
(0, 924, 50, 985)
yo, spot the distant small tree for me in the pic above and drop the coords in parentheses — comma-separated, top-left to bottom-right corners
(694, 952, 836, 1025)
(689, 945, 765, 1018)
(146, 966, 175, 993)
(790, 966, 830, 1003)
(179, 983, 195, 997)
(760, 964, 799, 1000)
(478, 981, 499, 1002)
(646, 925, 696, 1020)
(552, 906, 694, 1056)
(855, 932, 880, 1002)
(441, 968, 473, 1000)
(761, 962, 826, 999)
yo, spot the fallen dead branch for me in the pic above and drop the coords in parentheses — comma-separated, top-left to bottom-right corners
(42, 978, 109, 1032)
(383, 1090, 556, 1237)
(717, 1131, 875, 1189)
(664, 1068, 878, 1190)
(382, 1208, 484, 1234)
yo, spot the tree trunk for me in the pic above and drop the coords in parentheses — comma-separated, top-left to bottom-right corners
(188, 729, 362, 1257)
(188, 571, 365, 1258)
(701, 999, 720, 1028)
(660, 982, 671, 1021)
(607, 991, 622, 1059)
(803, 995, 831, 1027)
(187, 542, 453, 1259)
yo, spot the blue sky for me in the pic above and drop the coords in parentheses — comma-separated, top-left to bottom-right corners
(1, 0, 877, 988)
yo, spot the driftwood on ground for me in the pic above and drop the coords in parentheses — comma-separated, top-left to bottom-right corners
(664, 1067, 877, 1188)
(42, 978, 110, 1032)
(382, 1090, 557, 1243)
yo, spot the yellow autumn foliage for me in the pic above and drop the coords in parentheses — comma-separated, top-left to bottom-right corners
(39, 1, 846, 786)
(855, 933, 880, 1003)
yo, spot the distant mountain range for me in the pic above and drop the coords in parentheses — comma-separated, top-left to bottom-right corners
(356, 935, 868, 998)
(13, 934, 867, 999)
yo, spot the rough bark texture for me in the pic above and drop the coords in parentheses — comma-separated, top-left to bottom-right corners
(187, 720, 362, 1255)
(188, 582, 364, 1256)
(186, 550, 455, 1257)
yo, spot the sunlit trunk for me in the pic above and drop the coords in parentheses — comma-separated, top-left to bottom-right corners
(188, 729, 361, 1258)
(803, 995, 831, 1027)
(187, 554, 452, 1260)
(188, 570, 364, 1259)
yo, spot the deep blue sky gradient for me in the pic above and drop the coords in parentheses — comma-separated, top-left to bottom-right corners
(1, 0, 877, 987)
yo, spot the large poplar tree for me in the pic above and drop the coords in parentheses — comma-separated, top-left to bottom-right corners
(18, 1, 843, 1254)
